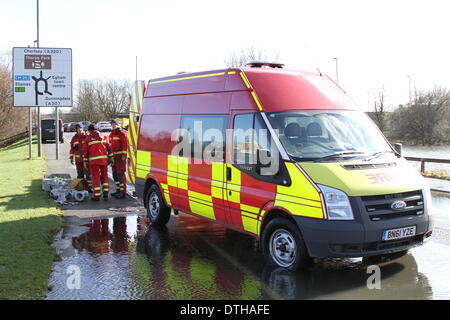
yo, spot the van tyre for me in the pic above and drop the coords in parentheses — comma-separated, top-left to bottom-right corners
(262, 218, 311, 271)
(146, 184, 171, 225)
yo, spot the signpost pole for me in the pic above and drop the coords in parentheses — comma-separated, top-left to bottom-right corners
(55, 107, 59, 160)
(37, 107, 41, 156)
(36, 0, 42, 157)
(28, 107, 32, 159)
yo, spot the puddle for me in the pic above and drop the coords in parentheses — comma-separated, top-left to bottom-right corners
(46, 193, 450, 300)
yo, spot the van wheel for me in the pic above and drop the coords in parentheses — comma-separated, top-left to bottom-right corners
(145, 185, 171, 225)
(262, 218, 311, 271)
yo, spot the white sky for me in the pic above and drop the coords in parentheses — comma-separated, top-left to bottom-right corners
(1, 0, 449, 112)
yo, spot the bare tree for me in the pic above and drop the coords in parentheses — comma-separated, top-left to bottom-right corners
(75, 79, 131, 123)
(225, 46, 280, 68)
(391, 86, 450, 145)
(95, 79, 131, 120)
(370, 86, 390, 132)
(0, 61, 27, 142)
(75, 80, 100, 123)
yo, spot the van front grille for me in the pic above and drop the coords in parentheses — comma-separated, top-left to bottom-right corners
(361, 190, 424, 221)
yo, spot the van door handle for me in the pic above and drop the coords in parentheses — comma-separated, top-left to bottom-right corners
(226, 167, 232, 181)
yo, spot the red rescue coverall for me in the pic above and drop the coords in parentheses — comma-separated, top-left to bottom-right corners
(83, 132, 93, 192)
(70, 131, 88, 179)
(109, 127, 128, 194)
(85, 130, 112, 199)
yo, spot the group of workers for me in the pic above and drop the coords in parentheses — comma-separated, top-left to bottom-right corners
(69, 120, 128, 201)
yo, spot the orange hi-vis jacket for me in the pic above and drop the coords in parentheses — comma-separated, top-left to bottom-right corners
(69, 132, 87, 163)
(84, 130, 111, 167)
(109, 128, 128, 157)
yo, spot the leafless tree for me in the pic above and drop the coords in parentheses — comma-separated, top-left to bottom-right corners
(0, 61, 27, 142)
(75, 80, 100, 123)
(391, 86, 450, 145)
(95, 79, 131, 120)
(75, 79, 131, 123)
(225, 46, 280, 68)
(370, 86, 390, 132)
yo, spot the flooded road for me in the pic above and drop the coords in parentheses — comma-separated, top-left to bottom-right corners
(47, 192, 450, 300)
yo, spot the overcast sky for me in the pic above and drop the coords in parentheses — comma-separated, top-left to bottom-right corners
(1, 0, 449, 112)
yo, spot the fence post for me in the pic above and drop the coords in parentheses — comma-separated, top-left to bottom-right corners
(420, 159, 425, 173)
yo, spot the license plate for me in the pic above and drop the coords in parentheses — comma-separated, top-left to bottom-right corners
(48, 129, 55, 133)
(382, 226, 416, 241)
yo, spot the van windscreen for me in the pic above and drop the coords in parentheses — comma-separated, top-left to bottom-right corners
(267, 110, 392, 162)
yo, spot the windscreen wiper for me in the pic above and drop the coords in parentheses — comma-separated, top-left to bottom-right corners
(314, 151, 366, 162)
(363, 150, 394, 161)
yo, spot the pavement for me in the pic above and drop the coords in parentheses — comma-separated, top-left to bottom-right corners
(43, 135, 143, 219)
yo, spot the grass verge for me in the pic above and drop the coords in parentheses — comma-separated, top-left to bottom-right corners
(0, 137, 62, 299)
(422, 170, 450, 181)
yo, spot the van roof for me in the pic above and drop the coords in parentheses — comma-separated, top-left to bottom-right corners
(146, 67, 357, 112)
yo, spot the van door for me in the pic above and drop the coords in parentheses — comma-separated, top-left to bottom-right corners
(177, 114, 229, 225)
(127, 80, 146, 185)
(224, 112, 279, 235)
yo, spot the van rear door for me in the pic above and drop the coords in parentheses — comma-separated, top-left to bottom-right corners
(127, 81, 146, 185)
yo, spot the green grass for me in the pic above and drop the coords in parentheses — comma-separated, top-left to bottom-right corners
(422, 170, 450, 181)
(0, 137, 62, 300)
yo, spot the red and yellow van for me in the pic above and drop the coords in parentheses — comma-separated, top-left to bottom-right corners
(127, 64, 434, 270)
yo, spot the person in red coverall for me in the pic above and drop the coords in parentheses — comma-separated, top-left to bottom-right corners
(109, 119, 128, 199)
(69, 124, 88, 179)
(85, 124, 113, 201)
(83, 128, 93, 193)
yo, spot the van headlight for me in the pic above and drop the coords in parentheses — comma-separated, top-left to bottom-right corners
(318, 184, 354, 220)
(423, 186, 433, 216)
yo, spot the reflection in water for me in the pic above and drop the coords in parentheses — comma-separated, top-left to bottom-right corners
(263, 254, 432, 299)
(47, 213, 433, 300)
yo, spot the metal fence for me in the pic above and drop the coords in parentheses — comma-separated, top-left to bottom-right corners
(405, 156, 450, 174)
(0, 131, 29, 148)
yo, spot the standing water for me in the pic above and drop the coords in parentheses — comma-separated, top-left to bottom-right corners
(402, 145, 450, 175)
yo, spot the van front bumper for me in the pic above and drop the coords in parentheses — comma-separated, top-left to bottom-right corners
(293, 213, 433, 259)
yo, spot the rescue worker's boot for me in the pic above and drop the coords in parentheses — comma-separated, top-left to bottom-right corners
(91, 196, 100, 201)
(110, 190, 120, 197)
(103, 192, 109, 200)
(115, 191, 126, 199)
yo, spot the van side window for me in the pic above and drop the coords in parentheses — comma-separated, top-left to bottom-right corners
(233, 113, 287, 184)
(233, 113, 274, 165)
(255, 114, 272, 152)
(233, 113, 254, 165)
(180, 115, 228, 161)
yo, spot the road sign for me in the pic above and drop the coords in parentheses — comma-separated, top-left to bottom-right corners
(13, 47, 72, 107)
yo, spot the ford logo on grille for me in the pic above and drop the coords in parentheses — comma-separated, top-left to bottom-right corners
(391, 200, 407, 210)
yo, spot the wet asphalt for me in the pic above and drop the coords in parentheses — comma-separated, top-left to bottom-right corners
(46, 202, 450, 300)
(44, 134, 450, 300)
